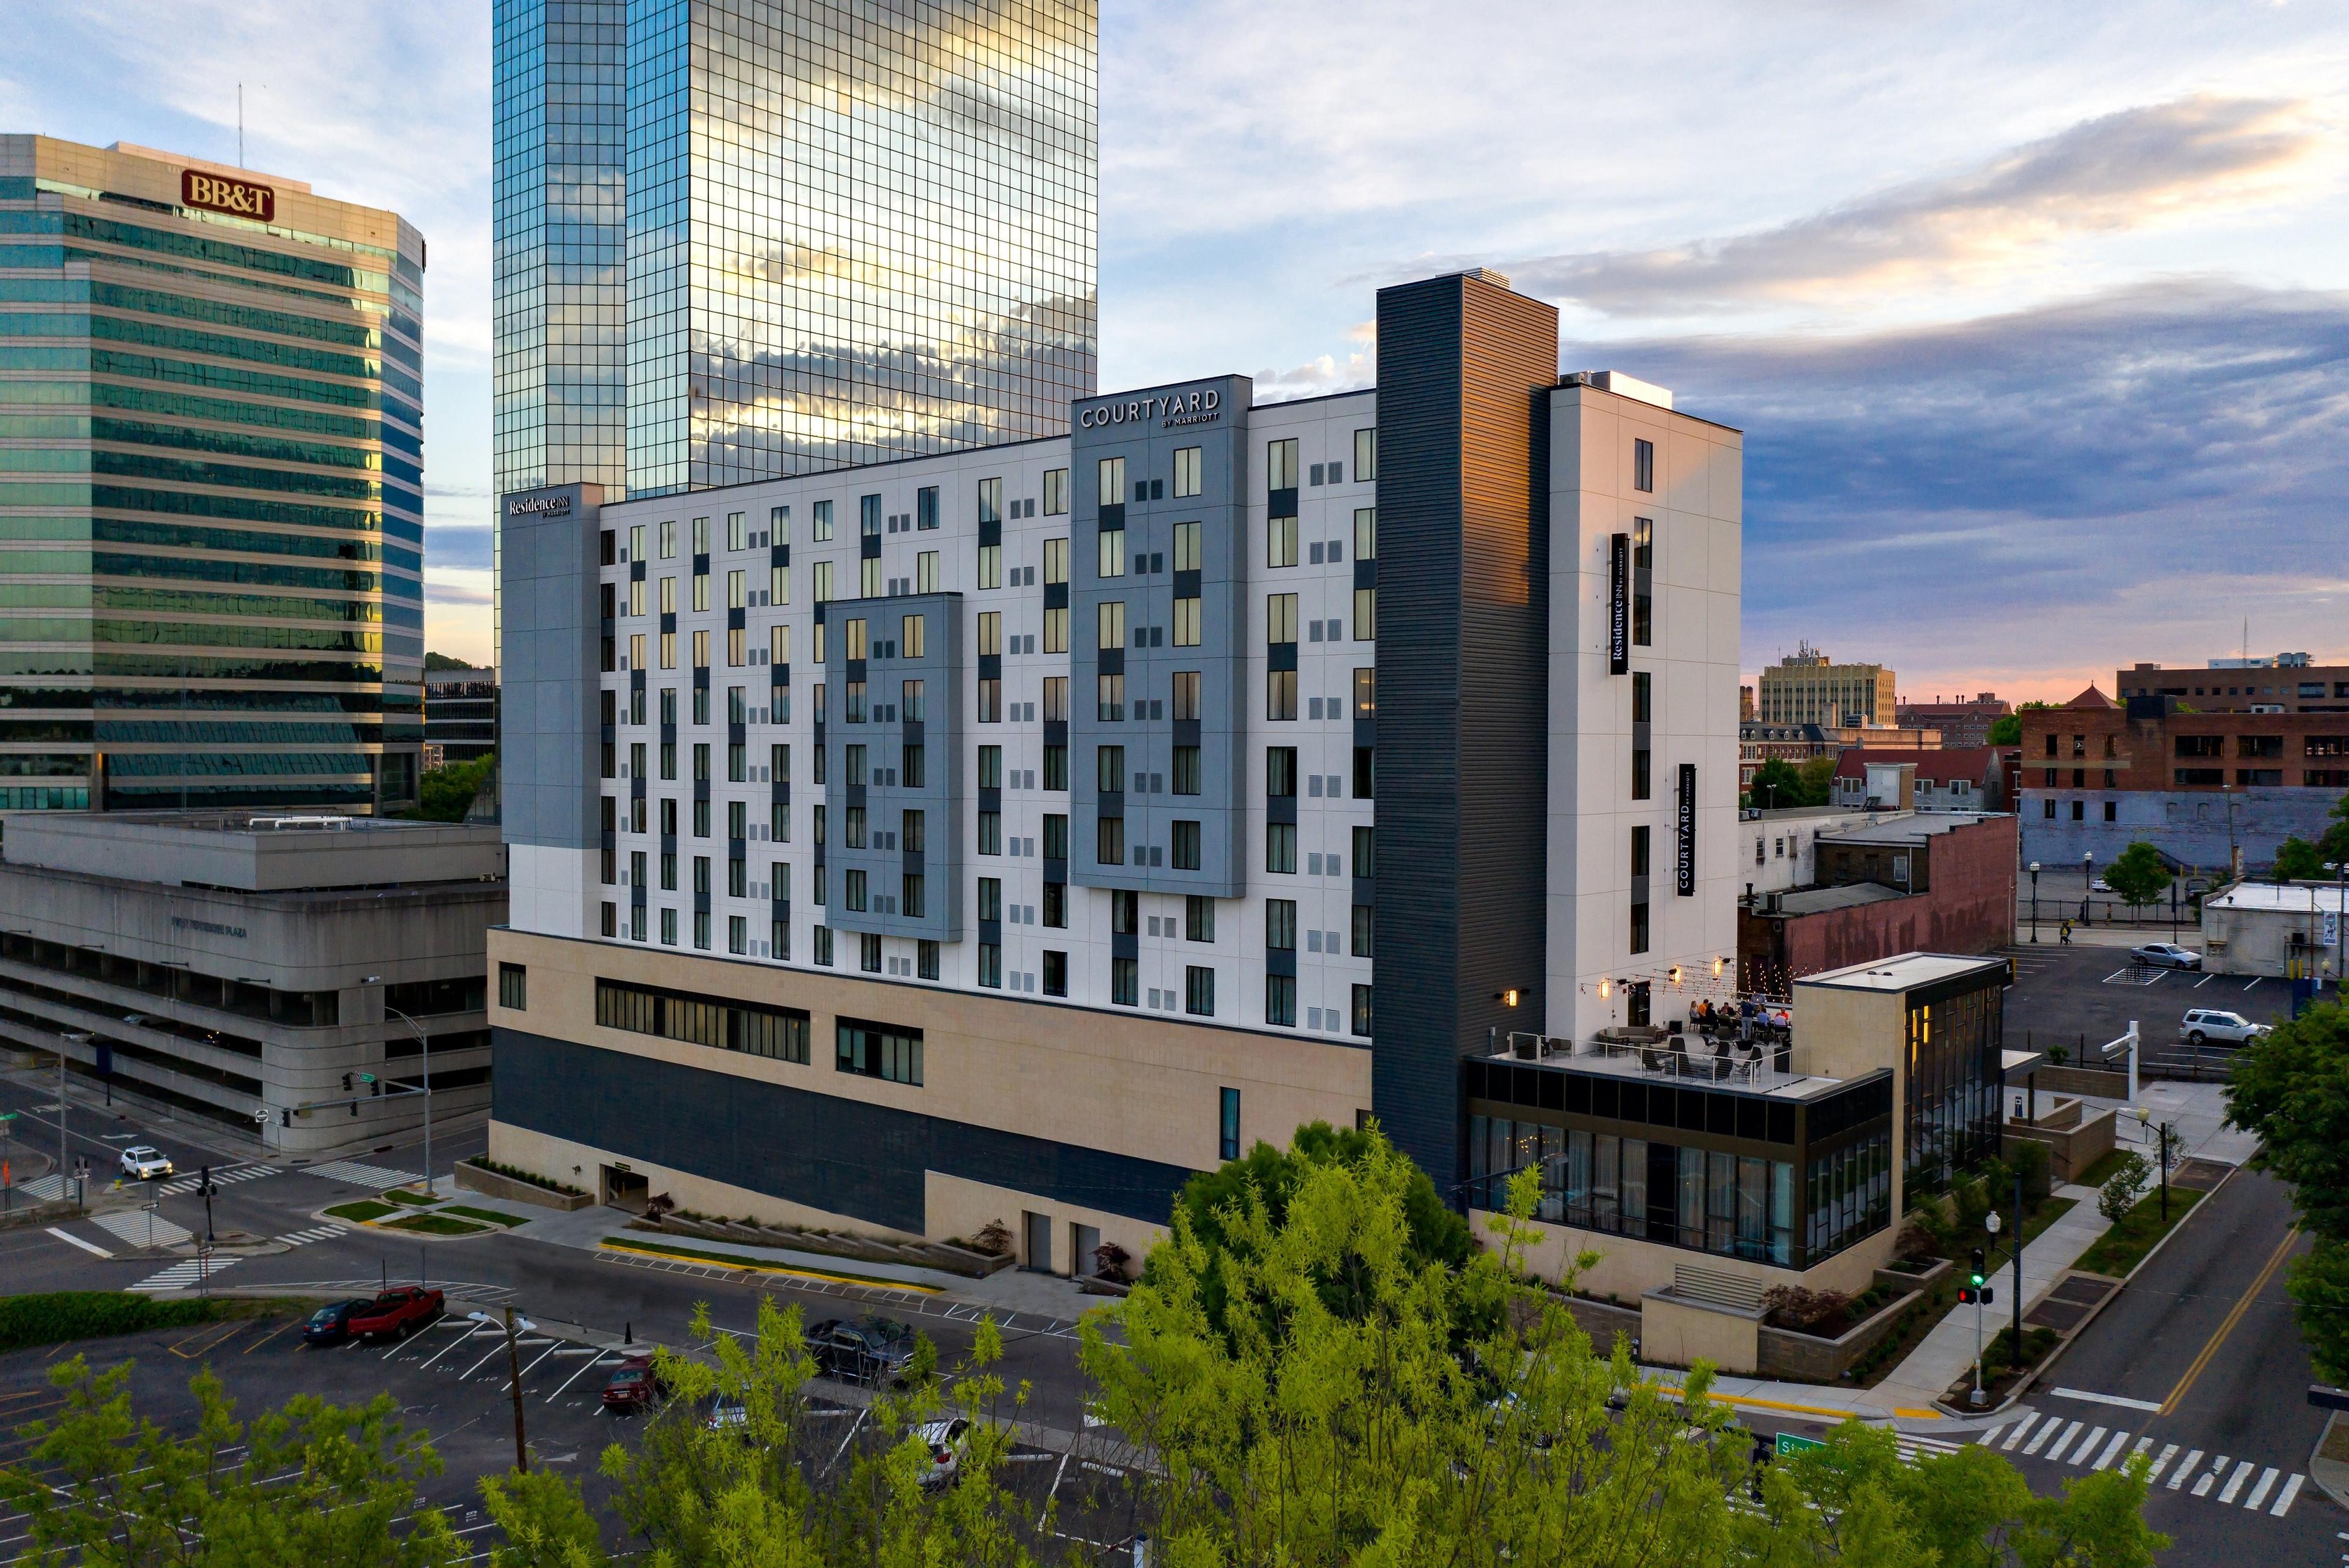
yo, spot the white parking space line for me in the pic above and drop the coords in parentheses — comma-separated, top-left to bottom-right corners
(2244, 1467, 2279, 1510)
(2147, 1443, 2178, 1483)
(2271, 1473, 2305, 1516)
(548, 1352, 623, 1403)
(2193, 973, 2214, 989)
(45, 1227, 111, 1258)
(1998, 1413, 2037, 1451)
(2090, 1430, 2131, 1470)
(2167, 1449, 2203, 1490)
(2024, 1419, 2068, 1457)
(417, 1325, 495, 1372)
(2241, 978, 2258, 992)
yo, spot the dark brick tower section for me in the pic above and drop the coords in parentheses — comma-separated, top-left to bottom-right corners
(1370, 272, 1557, 1194)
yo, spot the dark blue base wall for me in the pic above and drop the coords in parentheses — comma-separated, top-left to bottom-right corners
(492, 1028, 1200, 1234)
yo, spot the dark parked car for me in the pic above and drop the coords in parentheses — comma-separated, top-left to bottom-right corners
(301, 1298, 377, 1346)
(806, 1317, 919, 1384)
(346, 1286, 445, 1342)
(601, 1355, 667, 1414)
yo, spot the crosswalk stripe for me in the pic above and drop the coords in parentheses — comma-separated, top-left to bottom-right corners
(92, 1209, 193, 1247)
(2148, 1443, 2178, 1483)
(2217, 1460, 2255, 1504)
(2271, 1473, 2304, 1516)
(2090, 1430, 2131, 1470)
(2050, 1423, 2098, 1464)
(1999, 1413, 2037, 1451)
(45, 1226, 110, 1258)
(127, 1256, 242, 1293)
(2025, 1419, 2069, 1457)
(2192, 1455, 2228, 1497)
(303, 1160, 421, 1189)
(2244, 1468, 2279, 1510)
(2169, 1449, 2203, 1490)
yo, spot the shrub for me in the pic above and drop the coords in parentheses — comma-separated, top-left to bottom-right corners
(0, 1292, 212, 1354)
(2097, 1151, 2151, 1224)
(2006, 1139, 2053, 1203)
(1893, 1221, 1942, 1263)
(1761, 1285, 1854, 1334)
(1954, 1177, 1992, 1234)
(463, 1155, 586, 1197)
(971, 1218, 1012, 1257)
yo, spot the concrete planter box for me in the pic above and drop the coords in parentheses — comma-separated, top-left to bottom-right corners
(2028, 1065, 2132, 1099)
(456, 1160, 592, 1211)
(1756, 1284, 1923, 1383)
(639, 1214, 1014, 1278)
(2002, 1099, 2117, 1184)
(1876, 1256, 1951, 1295)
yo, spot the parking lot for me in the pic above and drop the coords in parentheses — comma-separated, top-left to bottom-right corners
(0, 1290, 1139, 1562)
(2001, 943, 2304, 1068)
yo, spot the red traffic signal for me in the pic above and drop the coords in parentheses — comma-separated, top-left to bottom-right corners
(1957, 1287, 1975, 1304)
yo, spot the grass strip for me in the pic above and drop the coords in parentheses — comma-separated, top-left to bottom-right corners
(2073, 1186, 2207, 1277)
(380, 1188, 442, 1208)
(381, 1213, 490, 1237)
(324, 1200, 395, 1224)
(600, 1236, 943, 1294)
(442, 1205, 527, 1228)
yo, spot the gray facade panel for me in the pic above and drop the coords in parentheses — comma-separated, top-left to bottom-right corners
(500, 484, 604, 851)
(823, 592, 966, 940)
(492, 1025, 1197, 1231)
(1070, 377, 1252, 898)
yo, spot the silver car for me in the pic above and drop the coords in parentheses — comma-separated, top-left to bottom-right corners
(118, 1145, 174, 1180)
(2181, 1008, 2268, 1046)
(2130, 943, 2202, 970)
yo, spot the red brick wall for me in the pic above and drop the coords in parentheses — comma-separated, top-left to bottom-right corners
(1741, 816, 2017, 994)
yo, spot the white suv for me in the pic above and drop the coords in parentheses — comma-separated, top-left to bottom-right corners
(2180, 1009, 2268, 1046)
(119, 1146, 174, 1180)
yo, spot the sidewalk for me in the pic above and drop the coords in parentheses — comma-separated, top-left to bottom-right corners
(1868, 1183, 2114, 1416)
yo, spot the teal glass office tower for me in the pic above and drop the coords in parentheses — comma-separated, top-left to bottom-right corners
(492, 0, 1099, 568)
(0, 137, 426, 812)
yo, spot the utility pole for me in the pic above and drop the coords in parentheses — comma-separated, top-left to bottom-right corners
(2012, 1168, 2025, 1363)
(504, 1307, 529, 1473)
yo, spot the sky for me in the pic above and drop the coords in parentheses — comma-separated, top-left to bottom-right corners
(4, 1, 2343, 700)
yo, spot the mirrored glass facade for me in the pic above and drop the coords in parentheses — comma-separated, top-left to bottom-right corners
(493, 1, 1098, 603)
(0, 136, 425, 812)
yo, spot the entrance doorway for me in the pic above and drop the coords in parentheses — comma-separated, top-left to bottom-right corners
(1071, 1223, 1100, 1280)
(601, 1164, 649, 1213)
(1022, 1209, 1052, 1273)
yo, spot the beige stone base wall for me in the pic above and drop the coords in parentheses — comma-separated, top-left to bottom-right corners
(486, 1119, 924, 1241)
(1475, 1209, 1897, 1303)
(924, 1172, 1170, 1279)
(1641, 1293, 1763, 1375)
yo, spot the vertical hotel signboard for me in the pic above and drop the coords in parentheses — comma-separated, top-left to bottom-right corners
(1675, 763, 1696, 896)
(1608, 533, 1630, 675)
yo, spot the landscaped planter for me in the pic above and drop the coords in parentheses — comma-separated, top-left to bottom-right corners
(1875, 1257, 1951, 1295)
(1756, 1285, 1921, 1383)
(636, 1214, 1014, 1277)
(455, 1159, 592, 1211)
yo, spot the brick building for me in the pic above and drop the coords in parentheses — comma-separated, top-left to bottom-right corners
(1830, 746, 2007, 812)
(1738, 812, 2017, 995)
(2117, 656, 2349, 715)
(1895, 693, 2010, 749)
(2018, 685, 2349, 871)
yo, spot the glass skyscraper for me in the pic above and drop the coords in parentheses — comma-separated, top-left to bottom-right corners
(0, 137, 426, 812)
(492, 0, 1098, 567)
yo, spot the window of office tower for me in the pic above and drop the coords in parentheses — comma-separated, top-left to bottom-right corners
(602, 3, 1099, 498)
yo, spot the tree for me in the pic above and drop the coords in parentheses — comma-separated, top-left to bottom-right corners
(2274, 836, 2329, 882)
(2320, 789, 2349, 870)
(2102, 841, 2172, 913)
(480, 1470, 607, 1568)
(1749, 756, 1831, 810)
(1798, 751, 1840, 804)
(416, 752, 495, 822)
(1987, 713, 2021, 747)
(424, 651, 476, 671)
(2227, 1003, 2349, 1377)
(2097, 1151, 2151, 1224)
(0, 1354, 462, 1567)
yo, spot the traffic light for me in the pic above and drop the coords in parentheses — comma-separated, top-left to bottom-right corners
(280, 1109, 291, 1127)
(1969, 1247, 1986, 1288)
(1956, 1285, 1976, 1305)
(1978, 1287, 1995, 1306)
(342, 1072, 353, 1093)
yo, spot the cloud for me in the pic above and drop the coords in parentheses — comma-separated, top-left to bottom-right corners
(1508, 97, 2322, 316)
(423, 526, 491, 572)
(1594, 279, 2349, 696)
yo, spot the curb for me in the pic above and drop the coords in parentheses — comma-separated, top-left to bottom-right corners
(1934, 1160, 2240, 1418)
(2309, 1410, 2349, 1514)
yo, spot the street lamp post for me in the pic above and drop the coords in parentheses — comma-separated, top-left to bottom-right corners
(54, 1030, 87, 1198)
(2029, 863, 2041, 944)
(368, 977, 432, 1197)
(2081, 852, 2094, 925)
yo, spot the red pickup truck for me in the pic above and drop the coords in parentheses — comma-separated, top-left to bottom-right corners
(347, 1286, 445, 1341)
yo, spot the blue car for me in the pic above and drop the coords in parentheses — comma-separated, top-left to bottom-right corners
(301, 1298, 376, 1345)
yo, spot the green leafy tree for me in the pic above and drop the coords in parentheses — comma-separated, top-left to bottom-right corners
(0, 1354, 461, 1567)
(2320, 789, 2349, 869)
(2274, 835, 2329, 882)
(2102, 842, 2172, 913)
(1987, 713, 2022, 747)
(1749, 756, 1830, 809)
(415, 752, 495, 822)
(1798, 752, 1840, 804)
(2096, 1151, 2151, 1224)
(480, 1470, 606, 1568)
(2288, 1238, 2349, 1385)
(424, 651, 476, 671)
(2227, 1003, 2349, 1377)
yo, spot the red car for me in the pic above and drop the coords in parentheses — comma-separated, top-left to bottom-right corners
(601, 1355, 667, 1413)
(346, 1286, 445, 1341)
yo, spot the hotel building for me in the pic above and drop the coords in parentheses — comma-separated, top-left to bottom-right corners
(0, 136, 426, 812)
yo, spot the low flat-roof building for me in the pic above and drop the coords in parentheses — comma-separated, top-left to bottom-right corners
(1739, 812, 2016, 995)
(2200, 881, 2346, 981)
(0, 812, 503, 1154)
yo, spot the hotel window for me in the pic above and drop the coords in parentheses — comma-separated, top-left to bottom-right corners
(1044, 676, 1069, 724)
(1097, 456, 1126, 507)
(1355, 667, 1376, 718)
(769, 505, 787, 544)
(1045, 605, 1068, 653)
(1218, 1086, 1244, 1161)
(1269, 513, 1298, 568)
(1266, 974, 1296, 1028)
(770, 625, 789, 666)
(630, 633, 646, 670)
(916, 486, 938, 531)
(1632, 825, 1650, 880)
(1172, 671, 1201, 721)
(1352, 825, 1375, 878)
(902, 678, 926, 723)
(1097, 600, 1125, 653)
(979, 543, 1002, 589)
(1267, 747, 1297, 799)
(1098, 522, 1124, 579)
(692, 631, 710, 669)
(978, 877, 1001, 924)
(1633, 671, 1652, 724)
(903, 739, 925, 786)
(1267, 670, 1298, 722)
(1633, 437, 1655, 493)
(979, 745, 1003, 790)
(1170, 521, 1200, 574)
(660, 631, 675, 670)
(904, 872, 926, 918)
(660, 576, 675, 615)
(1097, 672, 1125, 722)
(978, 611, 1002, 660)
(1173, 745, 1201, 795)
(979, 811, 1002, 853)
(859, 557, 880, 597)
(1633, 746, 1651, 801)
(1267, 898, 1296, 953)
(1112, 956, 1138, 1006)
(1097, 815, 1125, 866)
(1353, 984, 1373, 1037)
(1267, 438, 1298, 492)
(1097, 744, 1125, 793)
(1354, 508, 1376, 561)
(694, 517, 710, 554)
(1266, 822, 1297, 874)
(918, 940, 938, 979)
(658, 520, 676, 559)
(1354, 589, 1376, 640)
(917, 551, 939, 593)
(694, 571, 710, 612)
(1172, 819, 1201, 870)
(1042, 951, 1067, 997)
(812, 499, 834, 541)
(1630, 900, 1650, 954)
(728, 916, 746, 955)
(836, 1019, 922, 1087)
(1044, 468, 1068, 516)
(1631, 518, 1653, 645)
(812, 560, 833, 606)
(1187, 966, 1217, 1018)
(1044, 536, 1068, 586)
(1187, 894, 1216, 943)
(627, 578, 645, 617)
(498, 963, 528, 1011)
(727, 570, 746, 609)
(1353, 903, 1373, 957)
(1173, 596, 1201, 646)
(901, 614, 926, 658)
(1267, 593, 1297, 646)
(1173, 447, 1203, 498)
(814, 925, 834, 965)
(1354, 428, 1377, 482)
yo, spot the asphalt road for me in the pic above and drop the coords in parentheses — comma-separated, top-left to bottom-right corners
(2001, 942, 2296, 1066)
